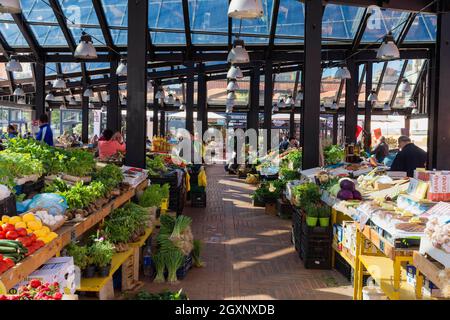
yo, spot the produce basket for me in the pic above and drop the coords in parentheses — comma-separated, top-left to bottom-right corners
(61, 174, 92, 183)
(22, 208, 67, 232)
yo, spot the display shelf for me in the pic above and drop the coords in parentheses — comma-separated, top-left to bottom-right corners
(413, 251, 450, 296)
(332, 243, 356, 269)
(0, 180, 148, 291)
(78, 249, 134, 292)
(129, 227, 153, 248)
(358, 255, 429, 300)
(362, 226, 415, 260)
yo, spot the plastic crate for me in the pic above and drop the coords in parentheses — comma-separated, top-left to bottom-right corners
(190, 185, 206, 194)
(0, 194, 17, 216)
(191, 192, 206, 208)
(176, 253, 193, 280)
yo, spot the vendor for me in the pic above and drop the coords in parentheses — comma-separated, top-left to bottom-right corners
(371, 136, 389, 163)
(36, 114, 54, 146)
(389, 135, 427, 177)
(6, 124, 18, 139)
(98, 129, 126, 159)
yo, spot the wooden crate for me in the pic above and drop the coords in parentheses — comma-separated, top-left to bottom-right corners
(265, 203, 277, 216)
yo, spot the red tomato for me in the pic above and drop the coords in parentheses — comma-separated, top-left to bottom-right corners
(0, 254, 2, 260)
(2, 224, 15, 232)
(16, 228, 27, 237)
(5, 230, 18, 240)
(3, 258, 14, 268)
(0, 231, 5, 239)
(35, 240, 45, 248)
(29, 233, 37, 242)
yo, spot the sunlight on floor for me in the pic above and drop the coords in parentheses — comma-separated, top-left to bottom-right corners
(254, 247, 294, 261)
(222, 237, 257, 245)
(258, 230, 291, 237)
(224, 295, 276, 300)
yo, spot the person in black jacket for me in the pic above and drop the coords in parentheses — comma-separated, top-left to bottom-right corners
(371, 136, 389, 163)
(390, 136, 427, 177)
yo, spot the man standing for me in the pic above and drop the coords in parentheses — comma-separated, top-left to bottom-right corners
(372, 136, 389, 163)
(390, 136, 427, 177)
(279, 136, 289, 151)
(36, 114, 54, 146)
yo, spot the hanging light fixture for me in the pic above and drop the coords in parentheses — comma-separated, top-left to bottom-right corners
(398, 78, 411, 93)
(69, 96, 77, 106)
(406, 99, 417, 109)
(227, 65, 243, 79)
(227, 39, 250, 64)
(285, 96, 293, 106)
(377, 32, 400, 60)
(17, 97, 26, 104)
(331, 101, 339, 110)
(392, 111, 400, 116)
(60, 104, 67, 110)
(45, 92, 55, 101)
(320, 104, 326, 112)
(13, 86, 24, 96)
(5, 56, 22, 72)
(101, 105, 107, 112)
(0, 0, 22, 13)
(334, 66, 351, 79)
(368, 90, 378, 103)
(121, 96, 127, 105)
(155, 88, 165, 100)
(227, 81, 240, 91)
(227, 92, 237, 100)
(174, 98, 181, 108)
(105, 94, 110, 102)
(383, 102, 391, 111)
(116, 59, 127, 76)
(278, 98, 286, 109)
(226, 105, 233, 114)
(83, 88, 94, 97)
(412, 107, 419, 115)
(179, 102, 186, 111)
(228, 0, 264, 19)
(74, 32, 98, 59)
(52, 77, 66, 89)
(166, 93, 175, 105)
(272, 104, 279, 113)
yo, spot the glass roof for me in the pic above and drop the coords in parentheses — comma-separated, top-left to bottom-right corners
(362, 7, 409, 42)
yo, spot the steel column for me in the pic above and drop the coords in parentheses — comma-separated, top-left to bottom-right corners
(160, 110, 166, 136)
(81, 82, 89, 143)
(428, 6, 450, 170)
(264, 61, 273, 148)
(344, 59, 359, 144)
(301, 0, 322, 169)
(197, 69, 208, 136)
(107, 59, 120, 132)
(332, 113, 338, 145)
(364, 62, 373, 152)
(185, 62, 195, 135)
(248, 64, 260, 133)
(153, 85, 159, 136)
(125, 0, 148, 168)
(34, 62, 46, 121)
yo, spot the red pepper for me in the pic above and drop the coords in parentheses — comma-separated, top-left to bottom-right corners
(29, 279, 41, 289)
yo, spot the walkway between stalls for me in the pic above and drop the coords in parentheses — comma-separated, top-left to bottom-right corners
(143, 165, 353, 300)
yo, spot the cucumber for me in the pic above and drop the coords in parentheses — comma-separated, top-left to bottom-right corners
(0, 246, 19, 253)
(0, 240, 24, 248)
(2, 254, 20, 263)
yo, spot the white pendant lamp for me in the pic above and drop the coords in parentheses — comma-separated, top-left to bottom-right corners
(226, 105, 233, 114)
(285, 96, 294, 106)
(392, 111, 399, 116)
(227, 92, 237, 100)
(227, 65, 244, 79)
(105, 94, 110, 102)
(5, 56, 22, 72)
(155, 89, 165, 100)
(0, 0, 22, 13)
(331, 101, 339, 110)
(45, 92, 55, 101)
(13, 86, 24, 96)
(69, 96, 77, 106)
(377, 32, 400, 60)
(335, 66, 351, 79)
(83, 88, 94, 97)
(101, 105, 107, 112)
(296, 91, 303, 101)
(383, 102, 391, 111)
(227, 81, 239, 91)
(179, 102, 186, 111)
(368, 90, 378, 103)
(60, 104, 67, 110)
(399, 79, 411, 93)
(228, 0, 264, 19)
(17, 97, 25, 104)
(174, 98, 181, 108)
(406, 99, 416, 109)
(74, 32, 97, 59)
(52, 77, 66, 89)
(166, 93, 175, 105)
(121, 96, 127, 105)
(278, 98, 286, 109)
(116, 59, 127, 76)
(412, 107, 419, 115)
(227, 39, 250, 64)
(272, 104, 278, 113)
(320, 104, 326, 112)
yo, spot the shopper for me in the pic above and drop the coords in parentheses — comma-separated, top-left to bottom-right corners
(390, 135, 427, 177)
(6, 124, 18, 139)
(279, 136, 289, 151)
(288, 137, 299, 149)
(371, 136, 389, 163)
(98, 129, 126, 159)
(36, 114, 54, 146)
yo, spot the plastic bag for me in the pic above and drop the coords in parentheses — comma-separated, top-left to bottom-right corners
(26, 193, 68, 216)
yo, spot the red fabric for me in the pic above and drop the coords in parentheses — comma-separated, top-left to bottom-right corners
(98, 140, 126, 159)
(355, 125, 363, 139)
(374, 128, 382, 140)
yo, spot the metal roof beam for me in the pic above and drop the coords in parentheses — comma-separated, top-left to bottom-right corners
(92, 0, 116, 51)
(11, 13, 42, 60)
(324, 0, 437, 13)
(181, 0, 193, 59)
(267, 0, 281, 59)
(48, 0, 76, 52)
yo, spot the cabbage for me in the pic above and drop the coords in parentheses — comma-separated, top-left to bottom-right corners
(353, 190, 362, 200)
(339, 178, 355, 191)
(329, 184, 341, 197)
(337, 189, 354, 200)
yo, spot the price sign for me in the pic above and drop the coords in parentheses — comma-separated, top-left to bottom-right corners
(359, 212, 370, 231)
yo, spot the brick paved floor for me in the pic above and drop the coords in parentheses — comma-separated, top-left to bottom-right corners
(142, 165, 353, 300)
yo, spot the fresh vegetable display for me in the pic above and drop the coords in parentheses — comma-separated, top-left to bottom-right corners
(0, 152, 44, 188)
(139, 184, 166, 208)
(131, 289, 187, 300)
(93, 164, 124, 192)
(0, 279, 63, 300)
(2, 213, 55, 248)
(291, 182, 321, 207)
(63, 149, 95, 177)
(323, 144, 345, 166)
(280, 149, 302, 170)
(146, 155, 168, 176)
(335, 178, 362, 201)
